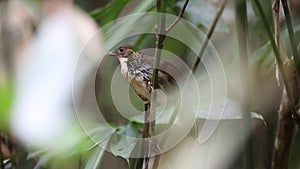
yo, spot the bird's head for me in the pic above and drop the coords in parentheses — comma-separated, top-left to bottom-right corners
(107, 46, 136, 59)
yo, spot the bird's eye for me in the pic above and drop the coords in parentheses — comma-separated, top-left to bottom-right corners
(119, 47, 125, 53)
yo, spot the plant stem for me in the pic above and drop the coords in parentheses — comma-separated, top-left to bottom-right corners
(253, 0, 295, 115)
(191, 0, 226, 73)
(281, 0, 300, 124)
(272, 85, 296, 169)
(235, 0, 254, 168)
(144, 1, 167, 169)
(271, 1, 299, 169)
(166, 0, 189, 32)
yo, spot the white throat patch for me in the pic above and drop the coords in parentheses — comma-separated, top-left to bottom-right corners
(118, 57, 129, 77)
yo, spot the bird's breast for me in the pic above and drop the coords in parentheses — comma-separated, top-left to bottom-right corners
(118, 58, 152, 100)
(130, 77, 151, 101)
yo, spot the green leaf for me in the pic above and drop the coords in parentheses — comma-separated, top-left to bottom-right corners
(91, 0, 132, 26)
(90, 0, 155, 27)
(72, 124, 115, 154)
(102, 1, 155, 49)
(0, 79, 13, 130)
(90, 7, 108, 20)
(111, 134, 137, 159)
(33, 153, 52, 169)
(250, 41, 272, 67)
(83, 146, 107, 169)
(250, 0, 273, 26)
(130, 105, 176, 124)
(250, 0, 273, 42)
(281, 24, 300, 40)
(110, 122, 141, 159)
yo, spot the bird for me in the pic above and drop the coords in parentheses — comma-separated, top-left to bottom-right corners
(107, 46, 183, 106)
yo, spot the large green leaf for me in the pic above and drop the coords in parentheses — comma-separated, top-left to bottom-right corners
(110, 122, 141, 159)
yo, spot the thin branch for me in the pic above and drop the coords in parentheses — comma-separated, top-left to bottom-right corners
(142, 1, 167, 169)
(253, 0, 296, 115)
(281, 0, 300, 76)
(142, 103, 151, 169)
(165, 0, 190, 33)
(273, 0, 280, 50)
(235, 0, 254, 168)
(271, 1, 299, 169)
(191, 0, 227, 73)
(281, 0, 300, 123)
(272, 81, 296, 169)
(273, 0, 281, 85)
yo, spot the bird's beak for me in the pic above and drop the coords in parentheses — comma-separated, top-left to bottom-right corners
(106, 51, 117, 56)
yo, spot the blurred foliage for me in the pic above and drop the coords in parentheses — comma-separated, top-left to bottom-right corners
(1, 0, 300, 169)
(178, 0, 228, 32)
(250, 0, 273, 43)
(0, 79, 13, 130)
(90, 0, 132, 25)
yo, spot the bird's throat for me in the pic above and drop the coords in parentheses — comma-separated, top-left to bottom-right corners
(118, 57, 129, 78)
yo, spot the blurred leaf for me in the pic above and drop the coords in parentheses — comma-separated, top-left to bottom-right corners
(72, 124, 115, 154)
(250, 112, 267, 127)
(281, 24, 300, 57)
(91, 0, 132, 25)
(250, 0, 273, 26)
(102, 1, 155, 49)
(0, 79, 13, 129)
(27, 149, 48, 160)
(197, 98, 243, 120)
(197, 98, 267, 123)
(83, 146, 107, 169)
(250, 0, 273, 42)
(250, 41, 272, 67)
(33, 153, 52, 169)
(110, 122, 141, 159)
(178, 0, 228, 32)
(281, 24, 300, 40)
(130, 105, 176, 124)
(90, 7, 107, 20)
(91, 0, 155, 27)
(111, 135, 137, 159)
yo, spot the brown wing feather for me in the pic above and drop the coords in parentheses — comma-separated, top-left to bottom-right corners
(141, 55, 185, 98)
(142, 55, 185, 82)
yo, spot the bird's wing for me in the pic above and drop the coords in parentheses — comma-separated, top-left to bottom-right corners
(142, 55, 186, 82)
(142, 58, 180, 97)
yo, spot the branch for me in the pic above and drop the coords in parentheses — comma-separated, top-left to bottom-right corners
(272, 67, 297, 169)
(165, 0, 190, 33)
(281, 0, 300, 78)
(142, 1, 167, 169)
(191, 0, 226, 73)
(270, 1, 299, 169)
(281, 0, 300, 123)
(235, 0, 254, 168)
(273, 0, 281, 85)
(253, 0, 296, 115)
